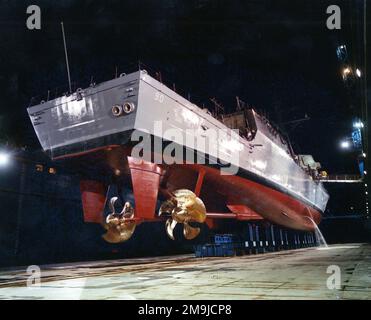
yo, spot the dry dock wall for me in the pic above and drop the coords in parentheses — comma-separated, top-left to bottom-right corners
(0, 151, 184, 267)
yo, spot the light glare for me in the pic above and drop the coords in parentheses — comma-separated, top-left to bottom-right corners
(353, 121, 364, 129)
(0, 152, 9, 167)
(343, 67, 351, 76)
(340, 141, 350, 149)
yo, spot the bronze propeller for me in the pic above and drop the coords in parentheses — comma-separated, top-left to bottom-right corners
(159, 189, 206, 240)
(102, 197, 136, 243)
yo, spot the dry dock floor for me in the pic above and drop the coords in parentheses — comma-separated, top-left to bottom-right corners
(0, 244, 370, 300)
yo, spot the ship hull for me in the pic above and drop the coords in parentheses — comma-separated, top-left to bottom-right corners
(60, 143, 321, 231)
(27, 70, 328, 234)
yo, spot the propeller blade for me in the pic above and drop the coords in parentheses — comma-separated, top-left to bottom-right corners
(183, 222, 201, 240)
(159, 199, 177, 216)
(191, 197, 207, 223)
(121, 201, 134, 218)
(165, 218, 178, 240)
(102, 220, 136, 243)
(171, 208, 188, 223)
(105, 214, 120, 226)
(109, 196, 119, 213)
(117, 220, 136, 241)
(172, 189, 197, 203)
(102, 228, 122, 243)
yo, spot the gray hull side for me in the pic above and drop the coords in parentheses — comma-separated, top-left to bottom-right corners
(27, 72, 141, 156)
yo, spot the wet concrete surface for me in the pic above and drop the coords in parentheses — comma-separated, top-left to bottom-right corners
(0, 244, 370, 300)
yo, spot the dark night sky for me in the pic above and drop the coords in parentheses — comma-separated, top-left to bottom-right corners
(0, 0, 368, 174)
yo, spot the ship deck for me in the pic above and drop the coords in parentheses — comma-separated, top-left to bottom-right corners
(0, 244, 370, 300)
